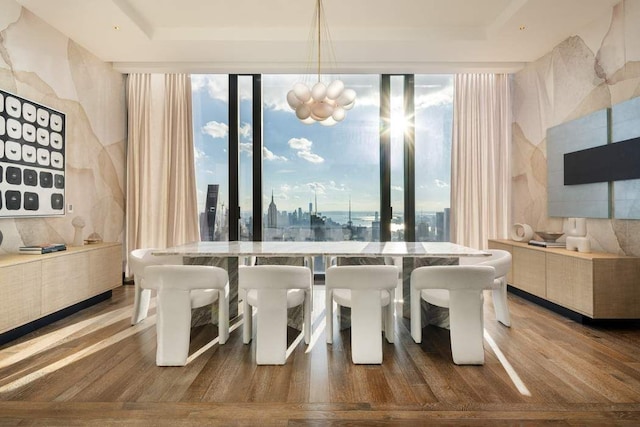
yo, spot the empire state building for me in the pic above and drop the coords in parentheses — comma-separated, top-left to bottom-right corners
(267, 190, 278, 228)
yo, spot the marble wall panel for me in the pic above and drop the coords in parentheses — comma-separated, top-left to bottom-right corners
(513, 0, 640, 256)
(0, 0, 126, 254)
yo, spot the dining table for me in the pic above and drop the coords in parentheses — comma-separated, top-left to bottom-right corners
(153, 240, 489, 323)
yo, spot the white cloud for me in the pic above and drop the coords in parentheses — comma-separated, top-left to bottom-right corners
(434, 179, 449, 188)
(297, 151, 324, 163)
(263, 146, 287, 161)
(307, 182, 326, 194)
(191, 75, 228, 101)
(391, 185, 403, 192)
(194, 147, 205, 161)
(239, 122, 252, 140)
(415, 89, 454, 110)
(240, 142, 253, 155)
(202, 121, 228, 139)
(288, 137, 313, 151)
(288, 137, 324, 163)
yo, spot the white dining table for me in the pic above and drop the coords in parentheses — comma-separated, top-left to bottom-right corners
(153, 241, 488, 323)
(154, 240, 488, 259)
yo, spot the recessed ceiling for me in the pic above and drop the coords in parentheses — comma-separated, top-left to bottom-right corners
(15, 0, 619, 74)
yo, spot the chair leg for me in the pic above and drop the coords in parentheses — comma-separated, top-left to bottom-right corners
(155, 289, 192, 366)
(449, 290, 485, 365)
(243, 298, 252, 344)
(131, 280, 151, 325)
(384, 300, 395, 344)
(492, 278, 511, 327)
(350, 290, 383, 364)
(325, 289, 334, 344)
(218, 285, 229, 344)
(303, 290, 311, 345)
(410, 285, 422, 343)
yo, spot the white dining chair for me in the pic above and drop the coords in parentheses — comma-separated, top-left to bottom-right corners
(411, 265, 495, 365)
(144, 265, 230, 366)
(325, 265, 399, 364)
(461, 249, 512, 326)
(128, 248, 183, 325)
(239, 265, 312, 365)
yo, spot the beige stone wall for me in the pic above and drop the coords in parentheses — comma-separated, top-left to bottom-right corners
(512, 0, 640, 256)
(0, 0, 126, 253)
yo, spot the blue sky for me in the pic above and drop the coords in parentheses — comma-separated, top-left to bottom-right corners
(191, 74, 453, 216)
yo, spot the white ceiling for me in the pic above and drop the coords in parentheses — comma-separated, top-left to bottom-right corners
(15, 0, 620, 74)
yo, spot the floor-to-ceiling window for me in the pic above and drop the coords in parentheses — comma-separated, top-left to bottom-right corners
(191, 75, 229, 241)
(261, 75, 381, 246)
(414, 75, 453, 242)
(191, 73, 452, 248)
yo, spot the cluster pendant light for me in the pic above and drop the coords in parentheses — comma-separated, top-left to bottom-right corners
(286, 0, 356, 126)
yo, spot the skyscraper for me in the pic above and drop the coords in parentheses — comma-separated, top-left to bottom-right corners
(267, 190, 277, 228)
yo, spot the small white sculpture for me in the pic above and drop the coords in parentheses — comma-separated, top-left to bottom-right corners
(565, 218, 590, 253)
(511, 223, 534, 242)
(71, 216, 86, 247)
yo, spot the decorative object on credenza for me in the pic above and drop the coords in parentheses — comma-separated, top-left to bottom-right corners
(71, 216, 86, 246)
(565, 217, 591, 253)
(0, 230, 3, 247)
(19, 243, 67, 255)
(84, 232, 103, 244)
(534, 231, 564, 242)
(0, 89, 66, 218)
(529, 231, 565, 248)
(510, 223, 534, 242)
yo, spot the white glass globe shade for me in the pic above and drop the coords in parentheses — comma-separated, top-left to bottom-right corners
(342, 100, 355, 111)
(287, 90, 302, 109)
(320, 116, 337, 126)
(311, 101, 333, 120)
(337, 88, 356, 106)
(311, 82, 327, 101)
(293, 82, 311, 102)
(332, 106, 346, 122)
(295, 104, 311, 120)
(326, 80, 345, 100)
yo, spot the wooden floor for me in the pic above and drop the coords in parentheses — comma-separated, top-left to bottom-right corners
(1, 284, 639, 426)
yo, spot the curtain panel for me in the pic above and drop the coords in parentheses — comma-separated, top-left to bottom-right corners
(126, 74, 199, 264)
(451, 74, 511, 249)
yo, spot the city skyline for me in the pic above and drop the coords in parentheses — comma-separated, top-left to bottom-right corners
(191, 74, 453, 215)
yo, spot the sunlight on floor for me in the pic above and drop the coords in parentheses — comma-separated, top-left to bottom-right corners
(0, 304, 140, 370)
(305, 316, 326, 354)
(484, 329, 531, 397)
(0, 315, 156, 393)
(186, 317, 243, 364)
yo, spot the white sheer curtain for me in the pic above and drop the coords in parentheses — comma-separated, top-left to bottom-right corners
(450, 74, 511, 249)
(126, 73, 199, 261)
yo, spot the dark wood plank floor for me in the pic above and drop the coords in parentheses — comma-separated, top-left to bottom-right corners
(1, 284, 639, 425)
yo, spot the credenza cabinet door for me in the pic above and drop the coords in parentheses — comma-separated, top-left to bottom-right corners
(512, 246, 546, 298)
(0, 262, 42, 334)
(546, 253, 593, 316)
(89, 244, 122, 295)
(41, 252, 91, 315)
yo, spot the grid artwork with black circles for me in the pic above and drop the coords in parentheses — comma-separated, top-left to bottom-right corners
(0, 89, 65, 217)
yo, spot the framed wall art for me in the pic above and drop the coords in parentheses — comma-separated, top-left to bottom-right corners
(0, 89, 66, 217)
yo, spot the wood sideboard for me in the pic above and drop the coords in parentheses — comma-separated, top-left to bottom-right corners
(0, 242, 122, 335)
(488, 239, 640, 319)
